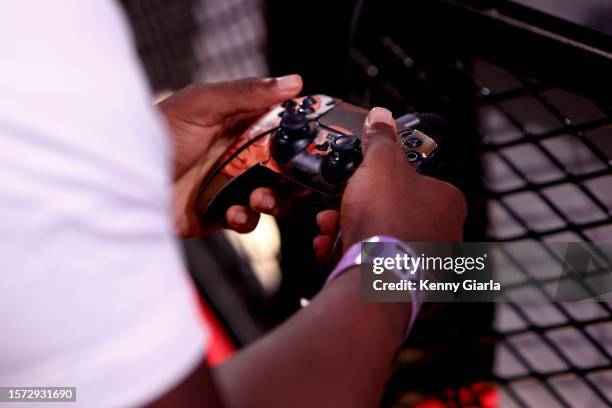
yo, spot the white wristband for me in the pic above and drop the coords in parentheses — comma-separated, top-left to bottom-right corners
(325, 236, 424, 341)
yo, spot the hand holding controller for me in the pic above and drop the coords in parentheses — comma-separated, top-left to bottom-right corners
(196, 95, 446, 227)
(332, 108, 467, 251)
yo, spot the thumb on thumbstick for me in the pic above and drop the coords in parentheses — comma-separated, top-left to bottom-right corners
(362, 107, 397, 153)
(360, 107, 412, 170)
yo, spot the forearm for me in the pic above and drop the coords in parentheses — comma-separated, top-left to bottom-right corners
(214, 267, 411, 408)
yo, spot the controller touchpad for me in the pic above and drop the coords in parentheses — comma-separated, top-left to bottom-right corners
(318, 103, 367, 137)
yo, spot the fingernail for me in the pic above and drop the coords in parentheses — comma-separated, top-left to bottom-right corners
(367, 107, 394, 126)
(261, 195, 276, 211)
(233, 212, 247, 225)
(316, 212, 323, 226)
(275, 74, 302, 91)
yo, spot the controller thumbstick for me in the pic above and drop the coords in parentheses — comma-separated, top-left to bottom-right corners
(321, 135, 363, 185)
(280, 113, 308, 135)
(331, 135, 360, 152)
(271, 113, 314, 164)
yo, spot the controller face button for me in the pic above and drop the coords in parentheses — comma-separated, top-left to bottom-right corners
(297, 106, 315, 115)
(405, 151, 421, 163)
(331, 135, 360, 152)
(404, 137, 423, 148)
(315, 141, 330, 151)
(281, 99, 297, 108)
(301, 96, 316, 106)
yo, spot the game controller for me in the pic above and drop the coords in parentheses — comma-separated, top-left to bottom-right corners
(196, 95, 446, 226)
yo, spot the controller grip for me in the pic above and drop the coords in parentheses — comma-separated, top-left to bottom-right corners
(198, 164, 285, 226)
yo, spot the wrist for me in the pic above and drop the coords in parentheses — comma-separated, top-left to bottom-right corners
(342, 224, 410, 252)
(324, 265, 411, 343)
(325, 236, 424, 343)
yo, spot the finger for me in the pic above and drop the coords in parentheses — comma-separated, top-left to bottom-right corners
(293, 186, 314, 198)
(313, 234, 335, 266)
(226, 108, 269, 134)
(249, 187, 280, 216)
(361, 107, 399, 156)
(360, 107, 416, 176)
(225, 205, 260, 233)
(316, 210, 340, 236)
(209, 75, 303, 116)
(159, 76, 303, 126)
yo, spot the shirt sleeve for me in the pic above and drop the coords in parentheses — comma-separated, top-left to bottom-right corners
(0, 2, 209, 407)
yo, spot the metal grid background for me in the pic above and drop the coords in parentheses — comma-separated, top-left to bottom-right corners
(120, 0, 268, 91)
(341, 1, 612, 406)
(475, 58, 612, 408)
(118, 0, 612, 406)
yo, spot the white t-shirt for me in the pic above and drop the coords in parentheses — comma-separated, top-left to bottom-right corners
(0, 2, 209, 407)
